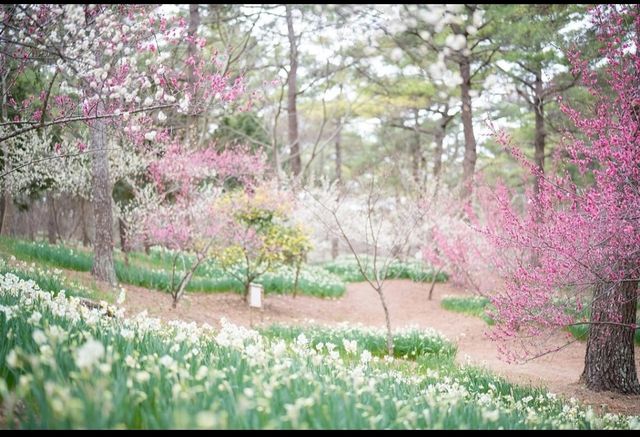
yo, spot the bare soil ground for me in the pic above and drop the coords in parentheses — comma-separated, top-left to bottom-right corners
(56, 270, 640, 417)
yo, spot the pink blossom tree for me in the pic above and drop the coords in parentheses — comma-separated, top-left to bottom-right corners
(130, 141, 267, 307)
(484, 4, 640, 394)
(0, 5, 248, 285)
(421, 186, 500, 299)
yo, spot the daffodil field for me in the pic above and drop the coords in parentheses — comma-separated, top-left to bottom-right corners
(1, 273, 638, 429)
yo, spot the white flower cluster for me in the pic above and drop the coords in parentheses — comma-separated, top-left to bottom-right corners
(0, 126, 151, 206)
(296, 180, 429, 265)
(0, 273, 638, 429)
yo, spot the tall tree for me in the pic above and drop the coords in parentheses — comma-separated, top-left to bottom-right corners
(491, 4, 584, 194)
(83, 5, 115, 284)
(486, 4, 640, 394)
(393, 4, 498, 197)
(285, 4, 301, 177)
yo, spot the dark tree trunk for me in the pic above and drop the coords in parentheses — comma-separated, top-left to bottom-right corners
(433, 119, 447, 180)
(85, 6, 116, 285)
(80, 197, 91, 247)
(172, 257, 203, 308)
(118, 217, 126, 250)
(47, 194, 57, 244)
(1, 71, 12, 237)
(580, 280, 640, 394)
(186, 4, 200, 144)
(90, 109, 117, 285)
(410, 110, 420, 186)
(286, 5, 301, 177)
(411, 109, 421, 186)
(244, 280, 251, 304)
(533, 68, 546, 195)
(0, 191, 11, 237)
(292, 261, 301, 298)
(428, 266, 444, 301)
(119, 217, 129, 266)
(0, 195, 4, 235)
(459, 55, 477, 199)
(187, 4, 200, 84)
(27, 210, 35, 241)
(433, 110, 454, 184)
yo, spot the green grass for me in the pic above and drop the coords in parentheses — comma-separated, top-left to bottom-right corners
(440, 295, 495, 325)
(567, 323, 640, 345)
(322, 255, 448, 283)
(0, 238, 93, 272)
(440, 294, 640, 345)
(560, 300, 640, 346)
(1, 273, 636, 429)
(259, 324, 457, 363)
(0, 237, 345, 298)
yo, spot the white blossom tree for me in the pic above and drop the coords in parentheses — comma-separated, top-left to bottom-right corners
(298, 177, 428, 355)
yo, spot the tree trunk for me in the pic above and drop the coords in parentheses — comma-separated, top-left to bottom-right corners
(244, 281, 251, 304)
(0, 72, 12, 237)
(459, 55, 477, 199)
(80, 197, 91, 247)
(85, 6, 116, 286)
(144, 237, 151, 255)
(0, 190, 12, 237)
(286, 5, 301, 177)
(433, 120, 445, 180)
(335, 117, 342, 183)
(332, 117, 342, 259)
(580, 280, 640, 394)
(27, 209, 35, 241)
(186, 4, 200, 145)
(292, 261, 301, 298)
(47, 194, 57, 244)
(533, 67, 545, 195)
(411, 109, 421, 187)
(375, 286, 394, 356)
(89, 109, 117, 285)
(428, 266, 444, 301)
(187, 4, 200, 85)
(119, 217, 129, 266)
(172, 259, 202, 308)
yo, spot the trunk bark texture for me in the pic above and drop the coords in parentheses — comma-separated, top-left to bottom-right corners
(580, 280, 640, 394)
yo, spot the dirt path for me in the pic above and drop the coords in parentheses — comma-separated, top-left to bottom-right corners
(56, 270, 640, 416)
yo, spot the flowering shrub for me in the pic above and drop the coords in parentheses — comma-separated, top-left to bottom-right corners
(209, 185, 312, 299)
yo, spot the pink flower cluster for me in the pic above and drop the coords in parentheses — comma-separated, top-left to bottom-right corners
(481, 5, 640, 361)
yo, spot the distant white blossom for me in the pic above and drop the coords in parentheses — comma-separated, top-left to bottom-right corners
(144, 131, 157, 142)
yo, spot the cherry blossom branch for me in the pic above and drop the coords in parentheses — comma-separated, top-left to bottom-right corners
(0, 104, 174, 144)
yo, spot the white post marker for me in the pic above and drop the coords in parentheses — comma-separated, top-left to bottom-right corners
(249, 282, 263, 308)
